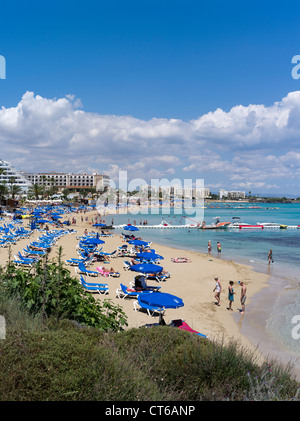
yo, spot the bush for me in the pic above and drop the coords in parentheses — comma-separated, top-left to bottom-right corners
(0, 315, 299, 401)
(0, 248, 127, 332)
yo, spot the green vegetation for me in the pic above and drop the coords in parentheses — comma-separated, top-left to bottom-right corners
(0, 251, 299, 401)
(1, 247, 127, 332)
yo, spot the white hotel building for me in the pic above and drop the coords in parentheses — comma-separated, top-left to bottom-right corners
(0, 159, 31, 191)
(21, 172, 110, 192)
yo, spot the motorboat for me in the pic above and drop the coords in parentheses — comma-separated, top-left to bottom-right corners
(257, 222, 287, 229)
(257, 222, 281, 228)
(238, 224, 264, 229)
(198, 217, 231, 230)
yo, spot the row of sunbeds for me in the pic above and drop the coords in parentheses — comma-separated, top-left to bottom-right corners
(13, 229, 74, 267)
(0, 223, 32, 248)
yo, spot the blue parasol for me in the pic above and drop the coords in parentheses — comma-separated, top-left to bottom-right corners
(130, 263, 163, 274)
(128, 239, 149, 246)
(82, 238, 105, 245)
(138, 292, 184, 310)
(136, 252, 164, 261)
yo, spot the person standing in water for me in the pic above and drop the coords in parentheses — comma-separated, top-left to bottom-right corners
(239, 281, 247, 314)
(268, 249, 274, 265)
(208, 241, 212, 255)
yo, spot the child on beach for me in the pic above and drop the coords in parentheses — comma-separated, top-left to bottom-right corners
(227, 281, 235, 310)
(217, 241, 221, 254)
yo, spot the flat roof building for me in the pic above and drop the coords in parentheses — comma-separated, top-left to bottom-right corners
(21, 172, 110, 192)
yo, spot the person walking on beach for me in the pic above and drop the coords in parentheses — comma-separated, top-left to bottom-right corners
(208, 241, 212, 255)
(217, 241, 221, 255)
(213, 277, 221, 306)
(268, 249, 274, 265)
(239, 281, 247, 313)
(227, 281, 235, 310)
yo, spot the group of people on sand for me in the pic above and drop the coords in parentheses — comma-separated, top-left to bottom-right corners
(213, 277, 247, 314)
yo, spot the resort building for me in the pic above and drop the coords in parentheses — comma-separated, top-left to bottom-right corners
(139, 184, 210, 199)
(219, 189, 245, 200)
(21, 171, 110, 192)
(0, 159, 32, 192)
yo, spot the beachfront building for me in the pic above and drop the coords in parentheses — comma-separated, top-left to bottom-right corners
(21, 171, 110, 192)
(219, 189, 245, 200)
(0, 159, 32, 192)
(139, 184, 210, 200)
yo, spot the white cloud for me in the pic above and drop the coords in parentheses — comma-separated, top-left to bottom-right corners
(1, 90, 300, 193)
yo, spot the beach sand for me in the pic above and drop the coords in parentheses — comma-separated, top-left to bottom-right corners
(0, 210, 271, 364)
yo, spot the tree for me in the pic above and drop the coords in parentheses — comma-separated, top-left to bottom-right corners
(28, 183, 43, 200)
(9, 184, 23, 199)
(0, 181, 8, 205)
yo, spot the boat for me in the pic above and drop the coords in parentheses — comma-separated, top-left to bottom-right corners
(238, 224, 264, 229)
(257, 222, 281, 228)
(198, 217, 231, 230)
(256, 222, 288, 229)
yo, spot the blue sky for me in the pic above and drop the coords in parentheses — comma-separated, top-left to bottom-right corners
(1, 0, 300, 195)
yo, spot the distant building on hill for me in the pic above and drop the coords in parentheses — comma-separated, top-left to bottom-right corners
(21, 171, 110, 192)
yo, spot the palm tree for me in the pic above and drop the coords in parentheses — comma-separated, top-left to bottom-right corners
(0, 181, 8, 205)
(28, 183, 43, 200)
(7, 176, 22, 199)
(9, 184, 23, 199)
(0, 167, 7, 205)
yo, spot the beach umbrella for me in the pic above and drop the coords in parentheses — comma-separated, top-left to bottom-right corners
(128, 240, 149, 246)
(37, 219, 50, 224)
(124, 225, 139, 231)
(138, 292, 184, 310)
(138, 291, 184, 323)
(82, 238, 105, 245)
(136, 252, 164, 261)
(130, 263, 163, 274)
(93, 223, 106, 227)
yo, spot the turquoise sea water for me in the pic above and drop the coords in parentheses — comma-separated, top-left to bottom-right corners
(108, 202, 300, 270)
(108, 202, 300, 376)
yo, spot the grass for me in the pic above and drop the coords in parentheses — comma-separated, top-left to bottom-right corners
(0, 294, 299, 401)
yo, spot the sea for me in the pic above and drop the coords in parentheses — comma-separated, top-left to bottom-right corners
(105, 202, 300, 378)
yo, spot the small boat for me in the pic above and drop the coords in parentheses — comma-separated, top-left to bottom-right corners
(238, 224, 264, 229)
(198, 218, 231, 230)
(257, 222, 281, 228)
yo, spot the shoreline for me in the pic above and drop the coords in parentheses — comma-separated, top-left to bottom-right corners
(2, 209, 300, 380)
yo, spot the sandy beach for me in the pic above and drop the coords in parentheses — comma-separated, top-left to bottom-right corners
(0, 209, 272, 366)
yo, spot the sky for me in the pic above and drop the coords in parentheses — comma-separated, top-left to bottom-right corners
(1, 0, 300, 195)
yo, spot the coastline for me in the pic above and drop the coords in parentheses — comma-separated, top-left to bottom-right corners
(0, 211, 269, 363)
(2, 208, 299, 380)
